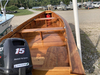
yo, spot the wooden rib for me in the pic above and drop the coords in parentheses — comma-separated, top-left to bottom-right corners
(40, 32, 43, 40)
(20, 27, 64, 33)
(34, 17, 58, 21)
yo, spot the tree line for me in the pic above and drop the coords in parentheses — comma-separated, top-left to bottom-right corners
(1, 0, 100, 9)
(5, 0, 71, 8)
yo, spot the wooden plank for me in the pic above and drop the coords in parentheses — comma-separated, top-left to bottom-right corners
(32, 67, 71, 75)
(33, 67, 71, 71)
(25, 33, 65, 42)
(30, 42, 66, 48)
(30, 47, 49, 57)
(45, 11, 52, 14)
(34, 17, 58, 21)
(25, 33, 66, 48)
(20, 27, 64, 33)
(32, 57, 45, 65)
(42, 46, 69, 67)
(24, 32, 64, 39)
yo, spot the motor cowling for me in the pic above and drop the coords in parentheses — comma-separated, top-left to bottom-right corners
(0, 38, 32, 75)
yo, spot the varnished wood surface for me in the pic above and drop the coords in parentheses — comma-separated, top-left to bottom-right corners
(31, 46, 69, 69)
(25, 33, 66, 48)
(34, 17, 58, 21)
(42, 46, 68, 67)
(32, 67, 71, 75)
(30, 47, 49, 57)
(0, 10, 85, 75)
(20, 27, 64, 33)
(32, 57, 45, 65)
(60, 16, 85, 74)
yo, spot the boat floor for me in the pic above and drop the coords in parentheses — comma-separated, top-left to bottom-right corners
(23, 32, 69, 69)
(24, 32, 66, 48)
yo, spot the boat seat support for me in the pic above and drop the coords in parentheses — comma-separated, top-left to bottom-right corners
(20, 27, 64, 33)
(20, 27, 64, 40)
(34, 17, 58, 21)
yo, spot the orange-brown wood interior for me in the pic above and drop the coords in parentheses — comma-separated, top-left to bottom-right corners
(0, 10, 85, 75)
(10, 11, 71, 69)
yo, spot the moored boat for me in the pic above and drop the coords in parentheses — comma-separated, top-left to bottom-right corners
(0, 0, 14, 36)
(0, 10, 85, 75)
(0, 14, 14, 36)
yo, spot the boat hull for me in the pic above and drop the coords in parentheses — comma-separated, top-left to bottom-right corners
(0, 18, 12, 35)
(0, 10, 85, 75)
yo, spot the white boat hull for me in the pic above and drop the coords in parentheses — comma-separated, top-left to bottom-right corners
(0, 18, 12, 34)
(0, 14, 14, 35)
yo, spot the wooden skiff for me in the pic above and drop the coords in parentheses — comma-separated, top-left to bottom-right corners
(0, 10, 85, 75)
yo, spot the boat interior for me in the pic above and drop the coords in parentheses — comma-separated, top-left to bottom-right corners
(0, 11, 72, 74)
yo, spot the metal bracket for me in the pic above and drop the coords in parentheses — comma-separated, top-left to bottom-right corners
(19, 67, 26, 75)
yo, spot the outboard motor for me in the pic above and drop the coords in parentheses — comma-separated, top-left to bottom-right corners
(0, 38, 32, 75)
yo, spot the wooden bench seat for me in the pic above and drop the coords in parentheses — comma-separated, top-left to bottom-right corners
(20, 27, 64, 33)
(20, 27, 65, 41)
(34, 17, 58, 21)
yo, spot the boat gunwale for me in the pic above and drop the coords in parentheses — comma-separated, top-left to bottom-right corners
(59, 15, 85, 74)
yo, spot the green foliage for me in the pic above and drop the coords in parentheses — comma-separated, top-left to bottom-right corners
(50, 0, 61, 5)
(6, 0, 70, 8)
(62, 0, 70, 5)
(3, 0, 100, 9)
(77, 0, 81, 2)
(6, 5, 18, 11)
(13, 9, 33, 16)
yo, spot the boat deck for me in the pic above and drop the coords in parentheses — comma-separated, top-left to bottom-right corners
(24, 33, 66, 48)
(23, 32, 69, 69)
